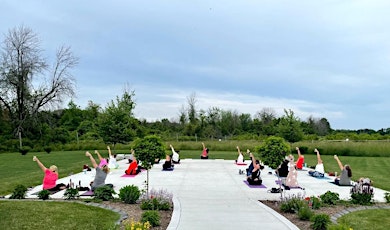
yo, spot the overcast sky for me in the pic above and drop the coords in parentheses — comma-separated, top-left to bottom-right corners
(2, 1, 390, 130)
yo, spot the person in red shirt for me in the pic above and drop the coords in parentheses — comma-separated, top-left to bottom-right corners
(125, 152, 141, 175)
(295, 147, 305, 170)
(33, 156, 66, 191)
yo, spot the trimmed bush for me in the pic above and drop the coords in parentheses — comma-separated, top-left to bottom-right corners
(119, 185, 141, 204)
(298, 204, 314, 221)
(320, 191, 339, 205)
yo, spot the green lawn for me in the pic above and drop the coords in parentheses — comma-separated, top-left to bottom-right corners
(337, 209, 390, 230)
(0, 200, 120, 229)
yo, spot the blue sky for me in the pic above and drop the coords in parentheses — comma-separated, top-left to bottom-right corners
(2, 0, 390, 130)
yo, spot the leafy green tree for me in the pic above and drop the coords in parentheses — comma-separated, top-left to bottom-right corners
(132, 135, 165, 196)
(256, 136, 290, 169)
(277, 109, 304, 142)
(97, 90, 137, 146)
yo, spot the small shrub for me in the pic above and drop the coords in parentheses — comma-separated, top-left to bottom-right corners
(94, 185, 116, 201)
(385, 192, 390, 203)
(124, 219, 151, 230)
(19, 146, 30, 155)
(141, 210, 160, 227)
(311, 213, 330, 230)
(38, 190, 51, 200)
(119, 185, 141, 204)
(9, 184, 27, 199)
(64, 188, 80, 200)
(280, 197, 305, 213)
(298, 204, 314, 221)
(320, 191, 339, 205)
(350, 193, 372, 205)
(44, 146, 52, 154)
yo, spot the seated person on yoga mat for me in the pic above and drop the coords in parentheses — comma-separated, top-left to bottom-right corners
(125, 153, 141, 175)
(295, 147, 305, 170)
(333, 155, 352, 185)
(245, 149, 255, 176)
(107, 146, 119, 169)
(162, 154, 174, 170)
(308, 148, 325, 177)
(276, 154, 289, 178)
(285, 154, 299, 188)
(235, 146, 245, 164)
(33, 156, 66, 191)
(170, 144, 180, 164)
(85, 151, 113, 191)
(200, 142, 209, 159)
(247, 152, 264, 185)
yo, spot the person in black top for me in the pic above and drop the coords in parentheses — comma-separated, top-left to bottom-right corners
(247, 152, 264, 185)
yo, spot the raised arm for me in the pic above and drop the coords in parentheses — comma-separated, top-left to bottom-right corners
(86, 151, 98, 168)
(236, 146, 241, 156)
(202, 142, 206, 150)
(95, 150, 104, 161)
(249, 150, 256, 165)
(296, 147, 302, 157)
(333, 155, 344, 170)
(33, 156, 47, 172)
(314, 148, 322, 164)
(107, 146, 112, 157)
(170, 144, 176, 154)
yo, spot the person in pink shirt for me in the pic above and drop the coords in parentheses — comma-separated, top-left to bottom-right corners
(95, 150, 108, 167)
(201, 142, 209, 159)
(33, 156, 66, 191)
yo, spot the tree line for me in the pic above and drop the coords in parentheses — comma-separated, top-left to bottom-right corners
(1, 26, 390, 153)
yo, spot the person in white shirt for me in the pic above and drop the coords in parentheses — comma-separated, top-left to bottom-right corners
(107, 146, 119, 169)
(308, 148, 325, 177)
(170, 144, 180, 164)
(235, 146, 245, 164)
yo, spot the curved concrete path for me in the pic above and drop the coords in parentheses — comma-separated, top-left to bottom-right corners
(148, 159, 299, 230)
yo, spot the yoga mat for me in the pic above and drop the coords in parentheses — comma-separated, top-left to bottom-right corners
(80, 190, 94, 196)
(329, 181, 353, 186)
(121, 174, 138, 177)
(275, 180, 303, 189)
(243, 180, 266, 188)
(235, 162, 247, 165)
(162, 168, 174, 171)
(312, 176, 331, 180)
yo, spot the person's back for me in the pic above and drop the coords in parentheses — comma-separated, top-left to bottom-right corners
(92, 167, 107, 190)
(125, 161, 139, 175)
(277, 159, 289, 177)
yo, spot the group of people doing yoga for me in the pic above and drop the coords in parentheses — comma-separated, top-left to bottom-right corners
(33, 143, 354, 194)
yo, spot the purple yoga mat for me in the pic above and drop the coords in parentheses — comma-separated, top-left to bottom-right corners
(243, 180, 266, 188)
(80, 190, 94, 196)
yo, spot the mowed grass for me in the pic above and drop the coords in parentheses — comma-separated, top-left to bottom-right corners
(0, 200, 120, 229)
(337, 209, 390, 230)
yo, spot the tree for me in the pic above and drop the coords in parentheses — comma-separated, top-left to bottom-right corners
(132, 135, 165, 196)
(277, 109, 304, 143)
(0, 25, 78, 147)
(97, 89, 137, 146)
(256, 136, 290, 169)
